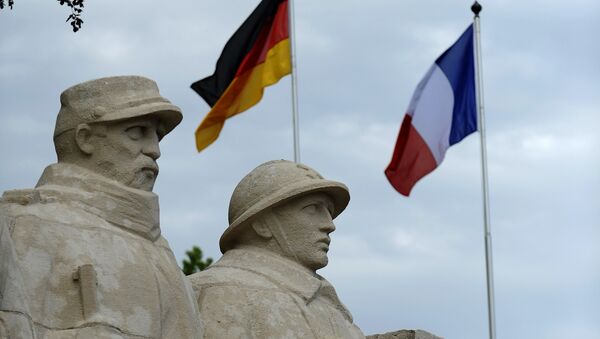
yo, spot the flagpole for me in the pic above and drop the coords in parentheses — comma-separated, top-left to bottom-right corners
(471, 2, 497, 339)
(287, 0, 301, 163)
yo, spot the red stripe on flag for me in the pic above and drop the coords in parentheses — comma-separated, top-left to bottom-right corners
(235, 0, 289, 77)
(385, 115, 438, 196)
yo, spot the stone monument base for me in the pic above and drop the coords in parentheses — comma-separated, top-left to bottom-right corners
(367, 329, 442, 339)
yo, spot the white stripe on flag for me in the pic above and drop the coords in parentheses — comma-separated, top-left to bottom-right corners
(408, 64, 454, 165)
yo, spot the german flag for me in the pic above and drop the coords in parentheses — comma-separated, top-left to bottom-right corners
(191, 0, 291, 152)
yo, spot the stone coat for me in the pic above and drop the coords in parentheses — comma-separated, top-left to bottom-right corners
(0, 163, 202, 339)
(1, 218, 37, 339)
(190, 248, 365, 339)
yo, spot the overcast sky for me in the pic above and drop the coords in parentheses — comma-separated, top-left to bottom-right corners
(1, 1, 599, 338)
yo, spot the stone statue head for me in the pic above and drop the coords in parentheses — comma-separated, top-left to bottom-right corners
(222, 160, 350, 271)
(52, 76, 182, 191)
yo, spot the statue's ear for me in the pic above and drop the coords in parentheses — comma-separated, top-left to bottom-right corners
(251, 217, 273, 239)
(75, 124, 94, 155)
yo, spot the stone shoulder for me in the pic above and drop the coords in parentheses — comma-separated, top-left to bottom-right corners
(0, 189, 170, 249)
(0, 188, 109, 228)
(189, 264, 280, 292)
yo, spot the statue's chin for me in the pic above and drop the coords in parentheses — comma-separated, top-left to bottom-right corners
(307, 256, 328, 272)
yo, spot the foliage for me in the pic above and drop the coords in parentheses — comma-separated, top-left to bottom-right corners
(0, 0, 85, 32)
(0, 0, 13, 10)
(182, 246, 214, 276)
(60, 0, 84, 32)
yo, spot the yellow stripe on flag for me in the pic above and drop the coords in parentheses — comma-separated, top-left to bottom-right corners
(195, 39, 291, 152)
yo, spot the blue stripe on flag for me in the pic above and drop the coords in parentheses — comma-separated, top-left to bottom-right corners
(435, 24, 477, 146)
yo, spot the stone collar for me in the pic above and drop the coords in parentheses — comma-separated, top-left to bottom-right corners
(32, 163, 161, 240)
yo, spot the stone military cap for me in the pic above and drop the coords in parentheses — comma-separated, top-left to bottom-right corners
(220, 160, 350, 253)
(54, 75, 183, 138)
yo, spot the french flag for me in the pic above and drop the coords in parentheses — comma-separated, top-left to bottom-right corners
(385, 25, 478, 196)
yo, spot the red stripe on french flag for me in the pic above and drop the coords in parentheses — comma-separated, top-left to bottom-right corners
(385, 115, 437, 196)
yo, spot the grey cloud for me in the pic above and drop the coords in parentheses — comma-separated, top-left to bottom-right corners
(1, 1, 598, 338)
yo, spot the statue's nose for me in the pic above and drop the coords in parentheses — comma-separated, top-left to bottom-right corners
(321, 219, 336, 234)
(143, 135, 161, 160)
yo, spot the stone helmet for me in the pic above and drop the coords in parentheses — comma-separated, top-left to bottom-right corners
(54, 75, 183, 139)
(220, 160, 350, 253)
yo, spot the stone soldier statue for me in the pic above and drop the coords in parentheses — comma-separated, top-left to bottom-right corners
(0, 76, 203, 338)
(190, 160, 365, 339)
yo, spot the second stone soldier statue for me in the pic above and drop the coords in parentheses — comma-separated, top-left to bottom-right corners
(190, 160, 365, 339)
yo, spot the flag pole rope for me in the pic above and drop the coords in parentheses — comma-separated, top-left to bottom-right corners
(472, 2, 497, 339)
(287, 0, 300, 163)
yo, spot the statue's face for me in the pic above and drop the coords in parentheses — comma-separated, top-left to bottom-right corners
(89, 116, 161, 191)
(273, 193, 336, 271)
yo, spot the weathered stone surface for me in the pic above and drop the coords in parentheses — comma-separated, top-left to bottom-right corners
(0, 76, 202, 338)
(190, 160, 364, 338)
(1, 218, 36, 339)
(367, 329, 442, 339)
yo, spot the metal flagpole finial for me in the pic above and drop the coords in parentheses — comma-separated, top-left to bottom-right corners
(471, 1, 482, 16)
